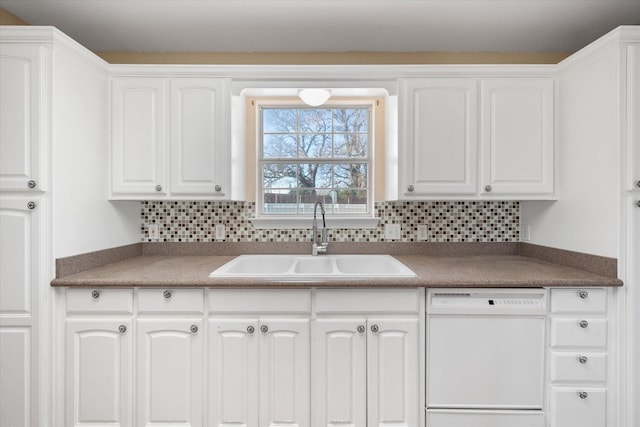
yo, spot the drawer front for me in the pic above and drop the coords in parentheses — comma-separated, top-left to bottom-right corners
(550, 352, 607, 383)
(551, 318, 607, 349)
(208, 289, 311, 314)
(550, 288, 606, 314)
(137, 288, 203, 314)
(315, 288, 421, 314)
(66, 288, 133, 314)
(550, 387, 606, 427)
(427, 410, 545, 427)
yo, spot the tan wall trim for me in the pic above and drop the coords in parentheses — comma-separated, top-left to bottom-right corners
(0, 7, 29, 25)
(97, 51, 569, 65)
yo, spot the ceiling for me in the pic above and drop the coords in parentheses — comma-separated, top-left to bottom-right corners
(1, 0, 639, 53)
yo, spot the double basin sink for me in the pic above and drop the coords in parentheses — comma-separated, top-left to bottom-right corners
(209, 254, 416, 280)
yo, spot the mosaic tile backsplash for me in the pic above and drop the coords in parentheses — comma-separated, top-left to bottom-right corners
(141, 201, 520, 243)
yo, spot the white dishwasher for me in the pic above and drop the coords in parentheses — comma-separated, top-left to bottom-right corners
(426, 289, 546, 427)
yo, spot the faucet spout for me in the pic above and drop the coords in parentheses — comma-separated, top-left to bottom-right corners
(312, 200, 329, 256)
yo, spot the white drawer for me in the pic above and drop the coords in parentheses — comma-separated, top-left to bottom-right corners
(550, 352, 607, 383)
(550, 288, 606, 315)
(208, 289, 311, 314)
(137, 288, 203, 314)
(65, 288, 133, 314)
(315, 288, 421, 314)
(427, 410, 545, 427)
(551, 318, 607, 349)
(550, 387, 606, 427)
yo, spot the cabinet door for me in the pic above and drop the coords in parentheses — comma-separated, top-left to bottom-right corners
(367, 319, 419, 427)
(170, 78, 229, 197)
(481, 78, 554, 197)
(65, 320, 132, 427)
(629, 44, 640, 192)
(111, 77, 167, 197)
(0, 44, 45, 192)
(0, 198, 41, 427)
(312, 319, 367, 427)
(400, 79, 478, 197)
(259, 319, 310, 427)
(208, 318, 259, 427)
(136, 319, 203, 427)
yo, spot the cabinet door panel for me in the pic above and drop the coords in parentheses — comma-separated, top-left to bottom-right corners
(170, 79, 228, 196)
(481, 78, 554, 196)
(208, 319, 259, 427)
(628, 44, 640, 191)
(111, 78, 167, 196)
(0, 326, 31, 426)
(260, 319, 310, 427)
(400, 79, 478, 196)
(0, 44, 44, 192)
(367, 319, 419, 427)
(65, 320, 132, 427)
(312, 319, 366, 427)
(136, 319, 203, 427)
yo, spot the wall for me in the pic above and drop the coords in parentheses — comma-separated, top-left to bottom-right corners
(0, 7, 27, 25)
(521, 44, 620, 258)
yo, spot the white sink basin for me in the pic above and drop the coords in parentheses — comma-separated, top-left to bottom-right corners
(209, 254, 416, 280)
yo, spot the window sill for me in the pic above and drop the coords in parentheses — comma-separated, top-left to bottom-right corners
(250, 217, 380, 230)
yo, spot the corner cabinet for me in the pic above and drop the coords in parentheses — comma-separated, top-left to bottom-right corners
(399, 76, 555, 200)
(110, 76, 231, 200)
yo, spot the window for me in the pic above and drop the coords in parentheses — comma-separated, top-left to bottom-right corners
(259, 104, 372, 217)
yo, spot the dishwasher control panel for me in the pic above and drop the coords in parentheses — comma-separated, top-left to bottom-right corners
(428, 290, 547, 315)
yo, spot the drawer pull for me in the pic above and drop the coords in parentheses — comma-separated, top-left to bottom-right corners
(163, 290, 172, 299)
(578, 290, 589, 299)
(190, 325, 198, 334)
(118, 325, 127, 334)
(260, 325, 269, 333)
(578, 355, 588, 364)
(27, 180, 37, 189)
(247, 326, 255, 334)
(577, 391, 589, 399)
(579, 320, 589, 328)
(91, 290, 100, 299)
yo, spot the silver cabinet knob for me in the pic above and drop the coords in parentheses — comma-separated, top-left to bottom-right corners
(215, 185, 222, 192)
(118, 325, 127, 334)
(635, 180, 640, 188)
(155, 185, 162, 192)
(357, 325, 365, 333)
(91, 290, 100, 299)
(190, 325, 198, 334)
(163, 290, 172, 299)
(577, 391, 589, 399)
(27, 180, 36, 189)
(27, 201, 36, 210)
(578, 290, 589, 299)
(260, 325, 269, 333)
(247, 326, 255, 334)
(578, 355, 588, 364)
(407, 185, 414, 192)
(370, 324, 379, 333)
(636, 200, 640, 208)
(485, 185, 492, 192)
(579, 320, 589, 328)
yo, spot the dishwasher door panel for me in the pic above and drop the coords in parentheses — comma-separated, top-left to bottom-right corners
(427, 315, 545, 409)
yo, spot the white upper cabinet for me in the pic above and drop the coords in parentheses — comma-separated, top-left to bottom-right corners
(110, 76, 230, 200)
(399, 79, 478, 197)
(0, 45, 45, 192)
(481, 78, 555, 197)
(628, 44, 640, 192)
(399, 76, 555, 199)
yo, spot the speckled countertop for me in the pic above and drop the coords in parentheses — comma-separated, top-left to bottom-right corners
(50, 253, 623, 288)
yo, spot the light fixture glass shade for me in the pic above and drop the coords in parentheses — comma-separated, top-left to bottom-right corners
(298, 89, 332, 106)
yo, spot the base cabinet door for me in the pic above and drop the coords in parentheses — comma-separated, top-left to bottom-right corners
(136, 319, 203, 427)
(312, 319, 367, 427)
(65, 320, 132, 427)
(367, 319, 420, 427)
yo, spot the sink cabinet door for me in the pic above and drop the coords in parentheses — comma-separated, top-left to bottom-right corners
(208, 318, 259, 427)
(367, 319, 420, 427)
(136, 318, 203, 427)
(259, 319, 310, 427)
(312, 319, 367, 427)
(65, 320, 132, 427)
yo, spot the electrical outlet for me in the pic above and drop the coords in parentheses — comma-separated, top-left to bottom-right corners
(215, 224, 226, 241)
(521, 224, 531, 242)
(417, 224, 428, 241)
(147, 223, 159, 240)
(384, 224, 401, 240)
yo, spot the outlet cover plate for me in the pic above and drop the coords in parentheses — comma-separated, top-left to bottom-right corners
(384, 224, 401, 240)
(215, 224, 226, 241)
(147, 223, 159, 240)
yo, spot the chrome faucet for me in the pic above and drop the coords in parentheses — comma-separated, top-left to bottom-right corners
(312, 200, 328, 256)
